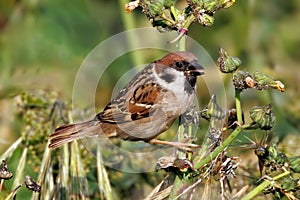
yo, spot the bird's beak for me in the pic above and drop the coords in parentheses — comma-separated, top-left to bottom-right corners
(187, 62, 205, 76)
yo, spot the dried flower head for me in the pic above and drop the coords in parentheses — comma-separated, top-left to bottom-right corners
(25, 175, 41, 193)
(156, 156, 194, 172)
(125, 0, 140, 13)
(232, 70, 253, 90)
(0, 160, 13, 180)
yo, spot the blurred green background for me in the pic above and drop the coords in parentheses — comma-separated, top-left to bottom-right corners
(1, 0, 300, 199)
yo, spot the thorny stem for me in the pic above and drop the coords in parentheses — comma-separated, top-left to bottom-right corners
(241, 171, 291, 200)
(194, 126, 243, 169)
(169, 126, 244, 198)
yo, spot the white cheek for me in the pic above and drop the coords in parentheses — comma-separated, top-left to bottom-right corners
(153, 67, 194, 111)
(153, 67, 185, 93)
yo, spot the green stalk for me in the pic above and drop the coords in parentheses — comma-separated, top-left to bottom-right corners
(192, 133, 211, 165)
(168, 176, 186, 200)
(193, 89, 245, 169)
(168, 30, 188, 200)
(169, 15, 195, 45)
(184, 15, 196, 29)
(97, 143, 113, 200)
(118, 0, 144, 66)
(241, 171, 291, 200)
(178, 35, 186, 51)
(194, 126, 243, 169)
(235, 89, 243, 124)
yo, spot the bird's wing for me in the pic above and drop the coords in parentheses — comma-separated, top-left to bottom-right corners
(96, 83, 166, 123)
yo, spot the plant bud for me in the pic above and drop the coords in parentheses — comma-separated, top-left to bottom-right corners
(250, 104, 275, 130)
(232, 70, 252, 90)
(252, 71, 285, 92)
(289, 156, 300, 173)
(218, 48, 241, 73)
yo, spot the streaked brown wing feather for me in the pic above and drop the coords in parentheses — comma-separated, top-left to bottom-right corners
(96, 103, 129, 124)
(98, 83, 163, 123)
(128, 83, 161, 120)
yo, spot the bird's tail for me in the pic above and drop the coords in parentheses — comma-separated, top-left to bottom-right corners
(48, 120, 101, 149)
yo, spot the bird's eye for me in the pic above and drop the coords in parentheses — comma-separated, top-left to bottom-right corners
(175, 61, 184, 69)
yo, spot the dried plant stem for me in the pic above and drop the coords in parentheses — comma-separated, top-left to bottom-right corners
(5, 184, 23, 200)
(60, 144, 69, 197)
(0, 137, 22, 160)
(97, 143, 113, 200)
(70, 140, 90, 198)
(12, 146, 27, 190)
(32, 141, 52, 200)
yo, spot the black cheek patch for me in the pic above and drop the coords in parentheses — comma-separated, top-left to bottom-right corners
(160, 73, 176, 83)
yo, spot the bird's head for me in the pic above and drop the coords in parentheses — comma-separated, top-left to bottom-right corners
(157, 51, 204, 77)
